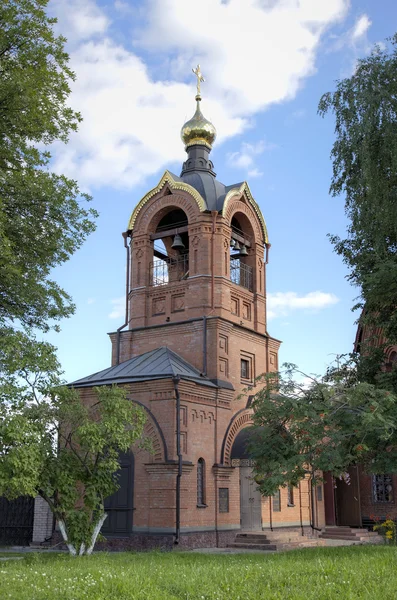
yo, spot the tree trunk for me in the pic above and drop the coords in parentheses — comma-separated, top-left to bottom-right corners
(86, 513, 107, 555)
(57, 519, 77, 556)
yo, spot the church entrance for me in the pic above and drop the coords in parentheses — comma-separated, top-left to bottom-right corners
(231, 427, 262, 531)
(102, 451, 134, 536)
(239, 465, 262, 530)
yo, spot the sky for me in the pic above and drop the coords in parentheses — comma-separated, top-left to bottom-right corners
(43, 0, 397, 383)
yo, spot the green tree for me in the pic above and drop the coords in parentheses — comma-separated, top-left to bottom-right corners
(318, 35, 397, 369)
(0, 0, 96, 333)
(248, 362, 397, 498)
(0, 332, 148, 556)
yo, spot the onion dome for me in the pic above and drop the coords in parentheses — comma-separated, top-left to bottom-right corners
(181, 95, 217, 150)
(181, 65, 216, 150)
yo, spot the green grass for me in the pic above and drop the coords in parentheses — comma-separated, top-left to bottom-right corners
(0, 546, 396, 600)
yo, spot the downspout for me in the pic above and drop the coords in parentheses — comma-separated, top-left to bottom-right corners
(299, 481, 304, 536)
(269, 496, 273, 531)
(211, 211, 217, 311)
(116, 231, 130, 365)
(173, 375, 182, 545)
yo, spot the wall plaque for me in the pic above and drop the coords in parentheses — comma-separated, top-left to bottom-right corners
(219, 488, 229, 513)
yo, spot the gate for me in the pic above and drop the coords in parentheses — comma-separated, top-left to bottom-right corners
(0, 496, 35, 545)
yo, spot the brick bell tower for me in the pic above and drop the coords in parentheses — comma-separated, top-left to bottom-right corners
(111, 68, 279, 387)
(73, 66, 283, 547)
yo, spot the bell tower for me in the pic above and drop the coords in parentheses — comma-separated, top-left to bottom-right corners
(110, 66, 280, 392)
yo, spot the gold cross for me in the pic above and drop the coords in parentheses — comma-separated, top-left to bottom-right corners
(192, 64, 205, 96)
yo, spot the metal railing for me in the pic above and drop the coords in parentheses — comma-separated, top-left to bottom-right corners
(150, 254, 189, 286)
(230, 258, 253, 291)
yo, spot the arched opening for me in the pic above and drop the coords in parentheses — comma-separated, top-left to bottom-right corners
(231, 428, 262, 530)
(150, 208, 189, 286)
(102, 450, 134, 536)
(229, 212, 256, 292)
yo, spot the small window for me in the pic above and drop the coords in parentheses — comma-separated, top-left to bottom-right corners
(287, 485, 294, 507)
(272, 489, 281, 512)
(241, 359, 250, 380)
(197, 458, 206, 507)
(317, 485, 323, 502)
(373, 475, 393, 503)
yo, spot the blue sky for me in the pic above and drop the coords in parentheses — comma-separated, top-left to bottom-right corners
(44, 0, 397, 383)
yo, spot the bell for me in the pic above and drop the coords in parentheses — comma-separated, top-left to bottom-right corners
(171, 233, 185, 250)
(230, 238, 236, 248)
(239, 244, 248, 256)
(233, 241, 241, 251)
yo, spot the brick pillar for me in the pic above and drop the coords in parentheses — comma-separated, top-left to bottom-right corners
(31, 496, 53, 543)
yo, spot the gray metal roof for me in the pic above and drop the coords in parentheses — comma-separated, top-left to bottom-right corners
(70, 346, 217, 389)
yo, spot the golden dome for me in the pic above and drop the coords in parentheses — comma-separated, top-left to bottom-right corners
(181, 95, 217, 150)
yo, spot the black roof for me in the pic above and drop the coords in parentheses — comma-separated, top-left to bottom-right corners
(70, 346, 217, 389)
(170, 170, 242, 212)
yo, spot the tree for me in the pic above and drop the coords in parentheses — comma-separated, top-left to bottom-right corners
(248, 362, 397, 497)
(0, 331, 148, 556)
(318, 35, 397, 366)
(0, 0, 97, 334)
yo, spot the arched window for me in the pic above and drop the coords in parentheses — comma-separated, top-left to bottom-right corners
(197, 458, 206, 507)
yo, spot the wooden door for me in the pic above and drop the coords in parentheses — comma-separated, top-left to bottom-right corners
(102, 451, 134, 536)
(335, 467, 361, 527)
(240, 467, 262, 530)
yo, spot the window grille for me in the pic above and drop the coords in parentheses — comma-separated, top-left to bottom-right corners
(149, 254, 189, 286)
(373, 475, 393, 503)
(230, 258, 253, 291)
(197, 458, 206, 506)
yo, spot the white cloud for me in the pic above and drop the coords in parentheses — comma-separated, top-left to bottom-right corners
(267, 291, 339, 320)
(87, 297, 96, 305)
(228, 140, 276, 177)
(51, 0, 109, 42)
(108, 296, 125, 319)
(49, 0, 349, 189)
(351, 14, 371, 41)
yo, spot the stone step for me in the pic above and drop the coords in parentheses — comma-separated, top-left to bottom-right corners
(321, 530, 378, 537)
(319, 534, 373, 541)
(323, 528, 369, 534)
(228, 542, 277, 551)
(235, 535, 271, 544)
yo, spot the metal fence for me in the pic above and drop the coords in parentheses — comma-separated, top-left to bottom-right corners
(0, 496, 34, 545)
(150, 254, 189, 286)
(230, 259, 253, 291)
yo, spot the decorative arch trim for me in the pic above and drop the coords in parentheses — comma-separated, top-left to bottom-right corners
(129, 398, 168, 462)
(128, 170, 206, 230)
(222, 181, 268, 244)
(220, 408, 254, 466)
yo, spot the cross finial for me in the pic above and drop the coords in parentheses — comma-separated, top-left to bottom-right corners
(192, 64, 205, 97)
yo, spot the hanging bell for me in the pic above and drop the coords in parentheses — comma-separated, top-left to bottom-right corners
(233, 241, 241, 251)
(230, 238, 236, 248)
(239, 244, 248, 256)
(171, 233, 185, 250)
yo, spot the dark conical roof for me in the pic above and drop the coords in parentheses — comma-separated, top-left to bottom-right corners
(70, 346, 217, 388)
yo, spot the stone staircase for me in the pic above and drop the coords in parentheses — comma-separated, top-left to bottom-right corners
(319, 526, 383, 544)
(228, 533, 277, 551)
(228, 530, 325, 552)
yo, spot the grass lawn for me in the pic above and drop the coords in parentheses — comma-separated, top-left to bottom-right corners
(0, 545, 396, 600)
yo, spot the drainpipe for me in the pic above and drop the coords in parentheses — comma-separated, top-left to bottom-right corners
(269, 496, 273, 531)
(173, 375, 182, 545)
(299, 481, 304, 536)
(116, 231, 130, 365)
(211, 211, 217, 311)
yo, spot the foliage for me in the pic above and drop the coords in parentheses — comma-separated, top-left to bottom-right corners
(0, 0, 97, 334)
(248, 361, 397, 497)
(374, 518, 397, 544)
(0, 331, 148, 555)
(1, 547, 397, 599)
(318, 35, 397, 360)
